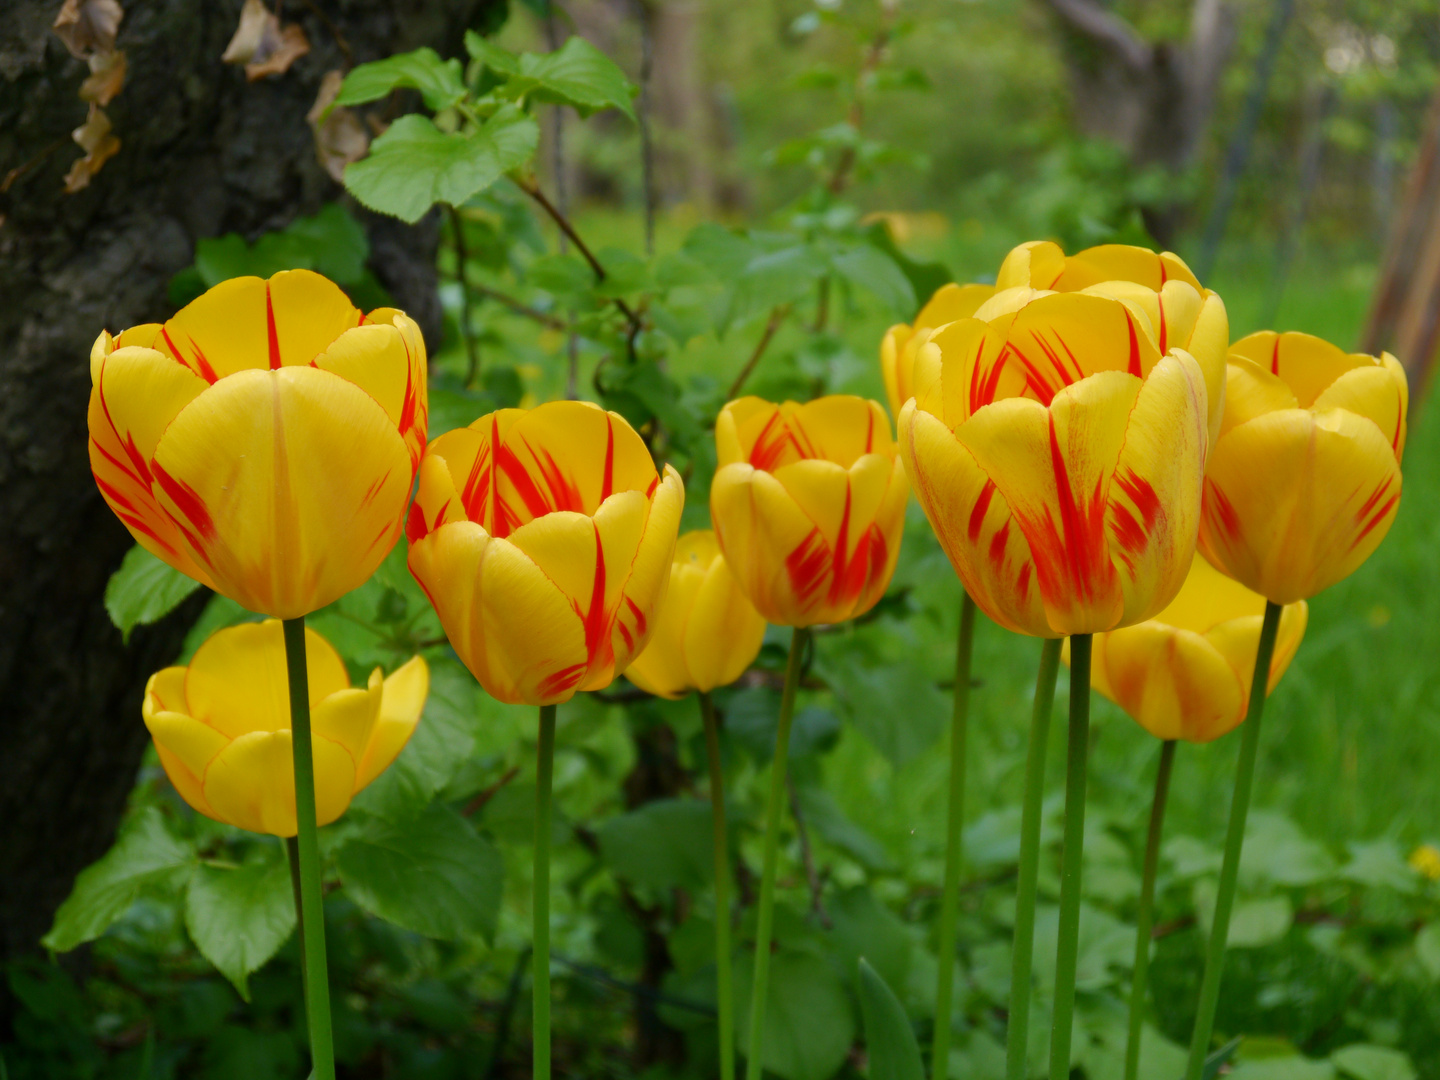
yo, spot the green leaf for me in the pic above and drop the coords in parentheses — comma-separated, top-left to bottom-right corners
(343, 107, 539, 224)
(725, 243, 829, 333)
(830, 888, 910, 994)
(735, 950, 856, 1080)
(1192, 883, 1293, 949)
(333, 47, 468, 112)
(596, 798, 714, 892)
(1340, 839, 1420, 893)
(43, 808, 195, 952)
(1232, 1055, 1336, 1080)
(795, 787, 893, 872)
(184, 855, 296, 1000)
(335, 803, 503, 941)
(857, 959, 923, 1080)
(191, 205, 370, 289)
(1331, 1045, 1417, 1080)
(1239, 812, 1336, 888)
(830, 243, 916, 318)
(1415, 921, 1440, 979)
(501, 36, 637, 120)
(104, 545, 203, 643)
(816, 647, 947, 769)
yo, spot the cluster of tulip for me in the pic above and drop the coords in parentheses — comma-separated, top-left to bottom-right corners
(86, 237, 1404, 1080)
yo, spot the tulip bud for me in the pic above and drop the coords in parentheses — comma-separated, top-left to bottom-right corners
(710, 396, 908, 628)
(406, 400, 685, 705)
(143, 620, 428, 836)
(1199, 331, 1407, 604)
(880, 283, 996, 419)
(1066, 555, 1307, 743)
(899, 288, 1208, 638)
(88, 270, 427, 618)
(624, 530, 768, 699)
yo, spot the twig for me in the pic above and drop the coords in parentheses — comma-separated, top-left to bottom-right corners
(463, 764, 520, 817)
(471, 281, 567, 329)
(301, 0, 354, 65)
(727, 304, 790, 399)
(787, 777, 831, 929)
(811, 276, 831, 333)
(827, 23, 892, 195)
(1, 139, 65, 195)
(447, 204, 482, 387)
(634, 0, 657, 255)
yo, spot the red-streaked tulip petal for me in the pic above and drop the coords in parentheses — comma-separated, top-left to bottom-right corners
(609, 466, 684, 676)
(1312, 361, 1408, 461)
(1003, 292, 1161, 401)
(1229, 331, 1371, 409)
(624, 559, 707, 699)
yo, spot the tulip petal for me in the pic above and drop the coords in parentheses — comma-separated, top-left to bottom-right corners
(1003, 292, 1161, 401)
(1229, 331, 1370, 409)
(610, 466, 685, 677)
(314, 323, 415, 446)
(1095, 623, 1244, 742)
(711, 464, 818, 626)
(185, 620, 349, 739)
(1204, 600, 1308, 698)
(957, 372, 1139, 634)
(145, 710, 230, 800)
(202, 729, 356, 836)
(151, 366, 412, 618)
(1149, 551, 1265, 634)
(356, 655, 429, 789)
(1312, 362, 1408, 461)
(1200, 407, 1402, 602)
(408, 522, 587, 704)
(899, 403, 1048, 636)
(926, 317, 1025, 423)
(995, 240, 1067, 290)
(625, 560, 707, 699)
(1053, 245, 1203, 293)
(1105, 350, 1207, 625)
(363, 308, 429, 460)
(1219, 356, 1299, 439)
(684, 553, 767, 694)
(143, 667, 189, 716)
(312, 669, 383, 767)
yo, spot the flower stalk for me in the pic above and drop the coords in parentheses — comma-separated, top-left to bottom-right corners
(1050, 632, 1092, 1080)
(1184, 601, 1283, 1078)
(744, 626, 809, 1080)
(1006, 636, 1062, 1080)
(700, 691, 736, 1080)
(281, 616, 336, 1080)
(534, 703, 558, 1080)
(1125, 739, 1177, 1080)
(932, 592, 978, 1080)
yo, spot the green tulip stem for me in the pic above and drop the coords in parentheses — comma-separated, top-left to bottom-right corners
(932, 591, 978, 1080)
(700, 691, 736, 1080)
(1006, 636, 1063, 1080)
(1185, 600, 1283, 1079)
(535, 703, 558, 1080)
(1050, 632, 1093, 1080)
(1124, 738, 1177, 1080)
(281, 617, 336, 1080)
(744, 625, 809, 1080)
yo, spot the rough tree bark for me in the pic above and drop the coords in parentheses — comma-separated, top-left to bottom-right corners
(1041, 0, 1237, 245)
(0, 0, 500, 963)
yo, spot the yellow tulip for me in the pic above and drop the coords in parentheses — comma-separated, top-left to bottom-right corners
(1198, 331, 1407, 604)
(1066, 555, 1307, 743)
(624, 530, 768, 699)
(143, 620, 428, 837)
(995, 240, 1230, 450)
(898, 288, 1208, 638)
(88, 269, 428, 618)
(880, 282, 996, 418)
(710, 396, 907, 627)
(406, 400, 684, 705)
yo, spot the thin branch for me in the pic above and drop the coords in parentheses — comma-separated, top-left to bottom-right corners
(300, 0, 354, 65)
(542, 12, 583, 397)
(463, 764, 520, 817)
(787, 777, 831, 929)
(471, 281, 567, 330)
(1, 138, 65, 195)
(447, 204, 482, 387)
(827, 24, 891, 195)
(634, 0, 657, 255)
(727, 304, 790, 399)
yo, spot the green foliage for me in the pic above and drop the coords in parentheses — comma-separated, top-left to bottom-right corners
(184, 854, 296, 1001)
(467, 32, 638, 119)
(857, 959, 924, 1080)
(104, 545, 203, 642)
(332, 47, 468, 112)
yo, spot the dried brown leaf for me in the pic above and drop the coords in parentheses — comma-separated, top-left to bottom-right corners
(79, 49, 127, 105)
(245, 22, 310, 81)
(307, 70, 370, 183)
(221, 0, 271, 64)
(64, 104, 121, 193)
(53, 0, 124, 59)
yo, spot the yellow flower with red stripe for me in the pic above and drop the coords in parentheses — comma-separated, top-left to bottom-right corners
(710, 396, 907, 627)
(1199, 331, 1407, 603)
(898, 288, 1208, 638)
(880, 282, 996, 419)
(88, 270, 427, 618)
(624, 530, 768, 699)
(144, 620, 428, 837)
(1068, 555, 1307, 743)
(994, 240, 1230, 450)
(406, 401, 684, 705)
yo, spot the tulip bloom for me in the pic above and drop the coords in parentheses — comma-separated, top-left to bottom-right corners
(143, 620, 428, 836)
(1072, 555, 1307, 743)
(880, 282, 996, 418)
(994, 240, 1230, 450)
(1199, 331, 1407, 604)
(407, 401, 684, 705)
(624, 530, 767, 698)
(88, 269, 428, 618)
(899, 289, 1209, 638)
(710, 396, 907, 627)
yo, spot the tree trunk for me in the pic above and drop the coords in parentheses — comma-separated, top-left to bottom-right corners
(0, 0, 499, 963)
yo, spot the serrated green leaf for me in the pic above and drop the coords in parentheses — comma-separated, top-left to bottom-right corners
(464, 31, 521, 77)
(335, 803, 502, 941)
(344, 108, 539, 224)
(104, 545, 203, 643)
(184, 855, 296, 1000)
(501, 36, 636, 120)
(333, 47, 468, 112)
(857, 959, 923, 1080)
(43, 808, 195, 952)
(597, 799, 714, 892)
